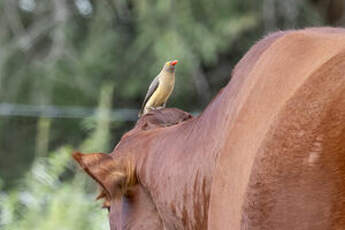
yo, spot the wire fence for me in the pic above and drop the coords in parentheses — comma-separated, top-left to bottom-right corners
(0, 103, 139, 121)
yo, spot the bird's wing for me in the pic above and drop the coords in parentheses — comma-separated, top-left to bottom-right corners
(139, 76, 160, 116)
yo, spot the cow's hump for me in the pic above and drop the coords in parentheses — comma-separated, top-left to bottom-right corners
(135, 108, 193, 131)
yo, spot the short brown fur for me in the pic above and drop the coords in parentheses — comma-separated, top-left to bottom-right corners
(73, 27, 345, 230)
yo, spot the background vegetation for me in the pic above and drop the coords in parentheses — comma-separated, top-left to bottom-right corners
(0, 0, 344, 229)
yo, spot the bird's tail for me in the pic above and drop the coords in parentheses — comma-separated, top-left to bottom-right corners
(138, 109, 143, 118)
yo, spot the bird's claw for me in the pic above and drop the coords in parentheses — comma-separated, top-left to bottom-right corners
(146, 106, 164, 114)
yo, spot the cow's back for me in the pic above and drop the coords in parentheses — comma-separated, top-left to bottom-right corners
(208, 28, 345, 229)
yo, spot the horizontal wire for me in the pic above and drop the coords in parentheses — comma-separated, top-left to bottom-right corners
(0, 103, 139, 121)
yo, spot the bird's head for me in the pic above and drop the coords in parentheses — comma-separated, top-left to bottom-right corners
(163, 60, 178, 73)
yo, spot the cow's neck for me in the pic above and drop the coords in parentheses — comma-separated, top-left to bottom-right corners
(135, 89, 233, 229)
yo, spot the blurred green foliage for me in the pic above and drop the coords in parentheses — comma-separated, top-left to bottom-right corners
(0, 83, 113, 229)
(0, 146, 108, 230)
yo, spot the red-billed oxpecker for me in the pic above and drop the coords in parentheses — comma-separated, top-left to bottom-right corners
(138, 60, 178, 117)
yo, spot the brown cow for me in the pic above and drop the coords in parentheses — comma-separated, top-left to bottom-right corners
(73, 27, 345, 230)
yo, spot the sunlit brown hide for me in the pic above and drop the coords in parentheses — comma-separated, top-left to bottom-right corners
(73, 27, 345, 230)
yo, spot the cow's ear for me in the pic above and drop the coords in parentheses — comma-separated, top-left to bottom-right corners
(72, 152, 137, 199)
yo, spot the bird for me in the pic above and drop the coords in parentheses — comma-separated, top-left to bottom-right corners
(138, 60, 178, 117)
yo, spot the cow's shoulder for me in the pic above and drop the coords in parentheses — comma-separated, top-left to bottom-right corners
(233, 27, 345, 81)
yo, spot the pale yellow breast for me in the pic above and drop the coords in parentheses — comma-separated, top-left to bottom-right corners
(146, 73, 175, 108)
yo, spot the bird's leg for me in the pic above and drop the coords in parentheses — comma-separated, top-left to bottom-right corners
(155, 106, 165, 110)
(146, 107, 155, 113)
(146, 107, 159, 113)
(154, 103, 166, 110)
(147, 105, 165, 113)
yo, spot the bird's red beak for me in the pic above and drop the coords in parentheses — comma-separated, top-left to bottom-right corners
(171, 60, 178, 66)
